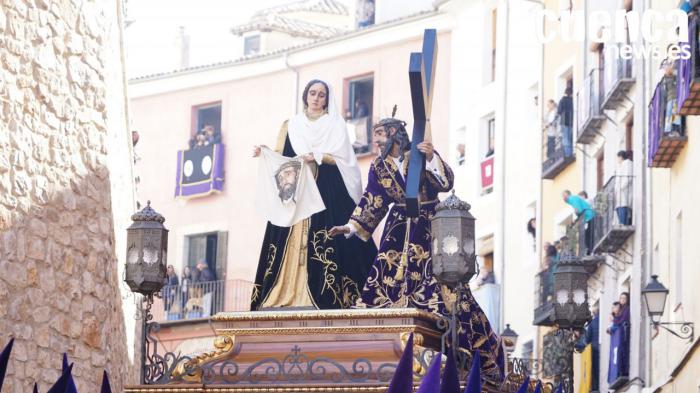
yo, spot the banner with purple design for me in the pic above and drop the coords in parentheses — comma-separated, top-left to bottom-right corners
(607, 325, 624, 385)
(175, 143, 225, 198)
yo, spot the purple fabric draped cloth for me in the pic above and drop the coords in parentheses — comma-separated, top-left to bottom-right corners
(350, 152, 504, 383)
(608, 304, 630, 383)
(175, 143, 225, 198)
(677, 17, 695, 111)
(648, 84, 662, 165)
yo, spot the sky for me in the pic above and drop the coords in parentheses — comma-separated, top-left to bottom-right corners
(123, 0, 294, 78)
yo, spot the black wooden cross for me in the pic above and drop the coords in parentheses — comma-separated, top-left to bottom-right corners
(405, 29, 438, 217)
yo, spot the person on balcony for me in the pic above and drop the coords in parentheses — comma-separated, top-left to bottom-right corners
(163, 265, 179, 313)
(557, 86, 574, 157)
(607, 293, 631, 383)
(662, 58, 682, 137)
(542, 242, 559, 304)
(203, 124, 221, 145)
(543, 99, 558, 158)
(179, 266, 195, 318)
(196, 261, 216, 282)
(615, 150, 633, 225)
(563, 190, 596, 255)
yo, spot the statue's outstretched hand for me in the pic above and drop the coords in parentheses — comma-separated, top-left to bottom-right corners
(329, 225, 350, 237)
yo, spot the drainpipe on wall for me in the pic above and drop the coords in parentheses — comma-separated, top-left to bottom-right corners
(284, 52, 300, 114)
(495, 0, 511, 335)
(641, 0, 653, 386)
(520, 0, 546, 364)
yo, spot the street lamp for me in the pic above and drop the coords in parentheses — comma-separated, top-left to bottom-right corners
(124, 201, 169, 384)
(431, 191, 477, 368)
(553, 253, 591, 329)
(642, 275, 694, 342)
(125, 201, 169, 295)
(501, 324, 519, 354)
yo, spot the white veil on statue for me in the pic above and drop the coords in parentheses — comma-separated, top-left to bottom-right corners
(287, 80, 363, 204)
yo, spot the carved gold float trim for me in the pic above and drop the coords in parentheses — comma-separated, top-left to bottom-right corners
(171, 335, 236, 382)
(212, 308, 439, 323)
(215, 325, 440, 339)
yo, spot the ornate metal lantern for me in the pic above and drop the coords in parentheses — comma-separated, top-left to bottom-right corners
(553, 254, 591, 329)
(501, 324, 519, 354)
(124, 201, 168, 295)
(430, 191, 476, 288)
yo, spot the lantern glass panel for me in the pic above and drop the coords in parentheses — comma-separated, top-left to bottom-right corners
(442, 235, 459, 256)
(128, 247, 139, 264)
(644, 290, 667, 316)
(556, 289, 568, 304)
(573, 289, 586, 305)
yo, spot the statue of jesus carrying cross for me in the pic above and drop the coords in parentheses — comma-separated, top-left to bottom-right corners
(330, 30, 505, 382)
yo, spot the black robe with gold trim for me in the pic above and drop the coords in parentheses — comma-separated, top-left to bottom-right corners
(250, 122, 377, 310)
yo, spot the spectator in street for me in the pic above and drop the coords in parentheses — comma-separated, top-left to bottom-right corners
(557, 86, 574, 157)
(615, 150, 633, 225)
(196, 261, 216, 282)
(543, 99, 558, 158)
(563, 190, 596, 254)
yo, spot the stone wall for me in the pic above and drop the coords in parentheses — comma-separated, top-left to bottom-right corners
(0, 0, 136, 392)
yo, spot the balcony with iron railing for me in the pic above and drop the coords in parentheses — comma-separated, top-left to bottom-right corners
(592, 175, 634, 253)
(602, 44, 635, 110)
(152, 279, 255, 322)
(533, 264, 556, 327)
(533, 214, 603, 327)
(648, 73, 687, 168)
(542, 123, 575, 180)
(678, 15, 700, 115)
(576, 68, 606, 144)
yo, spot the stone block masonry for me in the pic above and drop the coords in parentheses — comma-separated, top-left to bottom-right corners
(0, 0, 136, 392)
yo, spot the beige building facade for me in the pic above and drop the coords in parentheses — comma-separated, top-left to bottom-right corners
(0, 0, 137, 391)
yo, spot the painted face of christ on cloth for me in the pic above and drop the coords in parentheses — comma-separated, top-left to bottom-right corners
(274, 160, 301, 203)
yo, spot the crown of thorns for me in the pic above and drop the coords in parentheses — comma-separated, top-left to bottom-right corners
(275, 160, 301, 176)
(373, 105, 406, 130)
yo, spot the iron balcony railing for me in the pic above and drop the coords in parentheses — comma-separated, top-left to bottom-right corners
(576, 68, 605, 144)
(153, 279, 254, 322)
(533, 264, 556, 326)
(648, 73, 687, 168)
(562, 215, 588, 257)
(602, 43, 635, 110)
(678, 15, 700, 115)
(592, 175, 635, 253)
(542, 122, 575, 179)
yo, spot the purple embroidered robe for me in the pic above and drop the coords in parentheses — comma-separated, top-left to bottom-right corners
(349, 152, 504, 383)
